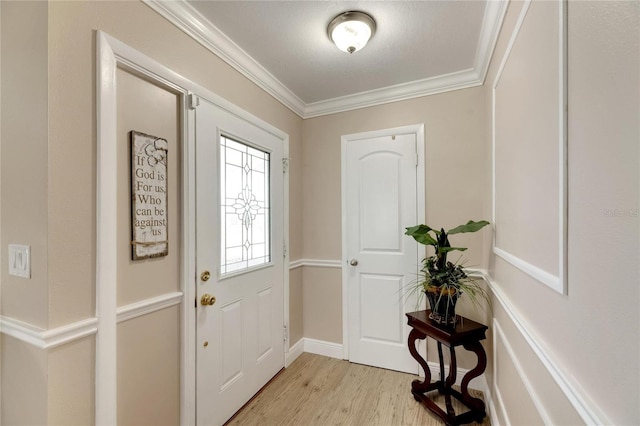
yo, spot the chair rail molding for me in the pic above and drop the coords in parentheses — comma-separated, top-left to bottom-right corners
(0, 291, 184, 349)
(116, 292, 183, 324)
(289, 259, 342, 270)
(0, 315, 98, 350)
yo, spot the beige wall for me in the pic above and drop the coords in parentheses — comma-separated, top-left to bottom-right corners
(1, 336, 48, 425)
(114, 64, 182, 425)
(493, 0, 561, 275)
(1, 3, 50, 425)
(117, 307, 180, 426)
(288, 267, 304, 345)
(48, 337, 95, 425)
(302, 267, 343, 343)
(46, 0, 303, 328)
(484, 1, 639, 424)
(116, 68, 182, 306)
(301, 87, 487, 345)
(0, 0, 49, 328)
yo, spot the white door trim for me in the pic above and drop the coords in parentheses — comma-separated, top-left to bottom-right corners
(340, 124, 425, 360)
(96, 31, 289, 426)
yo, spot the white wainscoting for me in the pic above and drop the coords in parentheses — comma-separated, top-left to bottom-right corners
(492, 319, 552, 424)
(482, 271, 607, 425)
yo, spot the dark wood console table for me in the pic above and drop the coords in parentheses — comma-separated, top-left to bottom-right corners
(406, 310, 488, 426)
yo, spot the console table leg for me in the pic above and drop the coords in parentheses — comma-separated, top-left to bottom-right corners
(446, 345, 457, 388)
(443, 345, 458, 418)
(460, 340, 487, 419)
(437, 342, 446, 394)
(407, 328, 432, 395)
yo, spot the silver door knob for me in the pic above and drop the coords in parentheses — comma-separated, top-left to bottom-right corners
(349, 259, 358, 266)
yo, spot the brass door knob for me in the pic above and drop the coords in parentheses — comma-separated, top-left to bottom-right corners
(201, 294, 216, 306)
(201, 270, 211, 281)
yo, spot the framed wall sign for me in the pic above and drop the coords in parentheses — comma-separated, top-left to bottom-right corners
(130, 131, 168, 259)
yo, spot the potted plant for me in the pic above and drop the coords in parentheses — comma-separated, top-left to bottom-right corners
(404, 220, 490, 326)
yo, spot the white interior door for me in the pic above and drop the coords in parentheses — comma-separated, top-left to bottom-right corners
(195, 98, 284, 425)
(345, 130, 421, 374)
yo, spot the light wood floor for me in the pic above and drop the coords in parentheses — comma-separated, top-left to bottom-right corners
(227, 353, 490, 426)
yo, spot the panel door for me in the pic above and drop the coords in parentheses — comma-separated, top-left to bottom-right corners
(346, 133, 419, 373)
(195, 98, 284, 425)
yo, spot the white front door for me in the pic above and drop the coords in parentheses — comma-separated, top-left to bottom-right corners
(195, 98, 284, 425)
(344, 128, 422, 374)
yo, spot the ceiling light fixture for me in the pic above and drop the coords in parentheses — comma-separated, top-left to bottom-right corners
(327, 11, 376, 54)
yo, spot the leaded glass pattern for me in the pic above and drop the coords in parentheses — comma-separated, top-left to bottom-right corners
(220, 136, 271, 274)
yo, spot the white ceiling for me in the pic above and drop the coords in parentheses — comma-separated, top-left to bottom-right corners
(147, 1, 507, 117)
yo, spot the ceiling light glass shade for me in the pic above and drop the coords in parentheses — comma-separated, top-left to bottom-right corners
(328, 11, 376, 54)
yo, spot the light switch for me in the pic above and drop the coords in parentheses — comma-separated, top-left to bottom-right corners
(9, 244, 30, 278)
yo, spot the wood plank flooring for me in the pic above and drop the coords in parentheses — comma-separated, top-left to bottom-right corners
(226, 353, 490, 426)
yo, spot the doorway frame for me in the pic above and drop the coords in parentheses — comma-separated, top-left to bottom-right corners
(96, 31, 290, 426)
(340, 124, 425, 360)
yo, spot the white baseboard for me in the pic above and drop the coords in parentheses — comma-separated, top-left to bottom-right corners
(285, 338, 304, 367)
(302, 338, 344, 359)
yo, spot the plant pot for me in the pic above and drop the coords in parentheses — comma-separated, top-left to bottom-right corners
(425, 287, 459, 326)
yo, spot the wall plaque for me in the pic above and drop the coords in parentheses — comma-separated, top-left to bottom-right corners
(130, 131, 168, 260)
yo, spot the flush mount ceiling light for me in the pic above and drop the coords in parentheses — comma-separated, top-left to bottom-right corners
(327, 11, 376, 54)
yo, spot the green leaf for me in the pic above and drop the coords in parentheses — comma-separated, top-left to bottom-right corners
(437, 246, 468, 254)
(405, 224, 433, 235)
(405, 225, 438, 246)
(414, 233, 438, 246)
(447, 220, 490, 235)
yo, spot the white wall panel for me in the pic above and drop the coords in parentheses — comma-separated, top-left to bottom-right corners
(492, 0, 567, 294)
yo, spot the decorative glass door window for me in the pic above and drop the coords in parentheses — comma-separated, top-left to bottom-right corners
(220, 136, 271, 274)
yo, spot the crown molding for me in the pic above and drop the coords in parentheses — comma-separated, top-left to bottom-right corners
(143, 0, 307, 117)
(304, 68, 483, 118)
(144, 0, 507, 118)
(474, 0, 509, 84)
